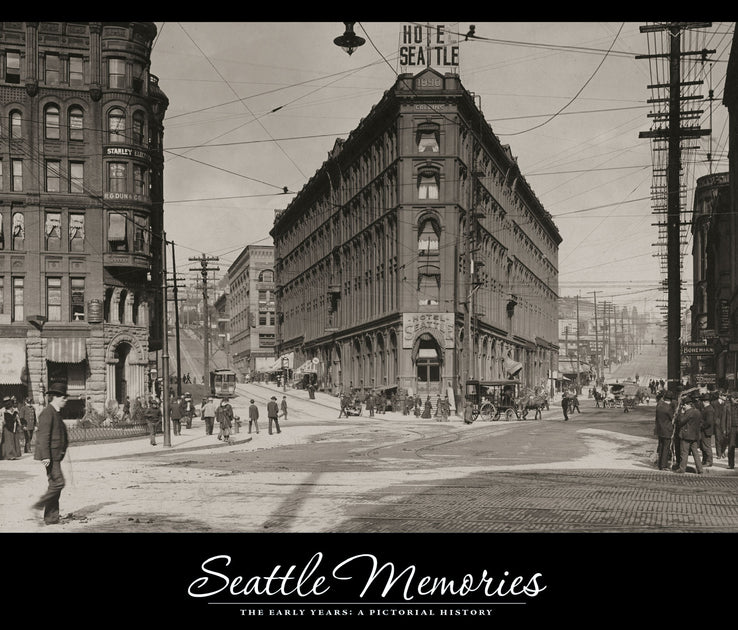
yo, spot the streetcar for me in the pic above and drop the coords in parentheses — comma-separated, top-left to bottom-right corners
(210, 368, 237, 398)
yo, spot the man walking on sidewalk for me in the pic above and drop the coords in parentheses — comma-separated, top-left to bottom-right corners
(201, 397, 216, 436)
(19, 397, 37, 453)
(674, 395, 704, 474)
(267, 396, 281, 435)
(170, 395, 183, 436)
(248, 400, 260, 434)
(32, 381, 69, 525)
(280, 396, 288, 422)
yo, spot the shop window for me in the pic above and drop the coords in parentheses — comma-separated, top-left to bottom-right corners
(69, 56, 84, 86)
(46, 160, 61, 192)
(45, 53, 60, 85)
(46, 277, 62, 321)
(108, 108, 125, 143)
(12, 277, 23, 322)
(45, 104, 60, 139)
(45, 212, 61, 250)
(11, 159, 21, 191)
(108, 58, 126, 89)
(69, 107, 84, 141)
(108, 212, 127, 252)
(71, 277, 85, 321)
(417, 169, 439, 200)
(5, 51, 20, 84)
(10, 110, 21, 138)
(70, 162, 84, 193)
(69, 214, 84, 252)
(108, 162, 127, 193)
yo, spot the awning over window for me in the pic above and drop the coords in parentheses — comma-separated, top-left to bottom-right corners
(108, 213, 126, 241)
(0, 338, 26, 384)
(47, 337, 87, 363)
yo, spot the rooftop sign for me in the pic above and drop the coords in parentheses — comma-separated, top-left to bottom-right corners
(399, 23, 460, 75)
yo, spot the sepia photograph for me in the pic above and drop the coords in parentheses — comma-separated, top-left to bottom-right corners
(1, 18, 736, 621)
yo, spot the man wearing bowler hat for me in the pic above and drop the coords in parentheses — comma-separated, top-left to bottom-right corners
(32, 381, 69, 525)
(267, 396, 281, 435)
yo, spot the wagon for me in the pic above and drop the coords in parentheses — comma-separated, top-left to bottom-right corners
(464, 379, 524, 423)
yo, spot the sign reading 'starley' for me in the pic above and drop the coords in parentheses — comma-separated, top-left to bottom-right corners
(398, 23, 460, 75)
(403, 313, 455, 349)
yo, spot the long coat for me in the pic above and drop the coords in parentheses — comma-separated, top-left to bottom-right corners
(653, 401, 674, 438)
(701, 404, 715, 438)
(267, 400, 279, 419)
(249, 404, 259, 421)
(34, 404, 69, 462)
(676, 407, 703, 442)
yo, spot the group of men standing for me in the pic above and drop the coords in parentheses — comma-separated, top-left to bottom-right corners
(654, 388, 738, 474)
(247, 396, 285, 435)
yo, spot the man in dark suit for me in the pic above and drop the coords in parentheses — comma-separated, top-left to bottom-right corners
(674, 395, 704, 474)
(19, 397, 37, 453)
(32, 381, 70, 525)
(700, 393, 715, 467)
(654, 390, 675, 471)
(267, 396, 281, 435)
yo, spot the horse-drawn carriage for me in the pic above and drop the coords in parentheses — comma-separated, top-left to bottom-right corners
(464, 380, 548, 423)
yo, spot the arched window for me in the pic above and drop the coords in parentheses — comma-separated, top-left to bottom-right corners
(45, 104, 60, 139)
(9, 110, 22, 138)
(259, 269, 274, 283)
(416, 122, 440, 153)
(418, 220, 439, 254)
(108, 107, 125, 143)
(69, 107, 84, 141)
(417, 168, 439, 200)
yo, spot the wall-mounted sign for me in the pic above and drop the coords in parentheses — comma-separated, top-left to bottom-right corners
(105, 147, 149, 160)
(103, 192, 147, 202)
(720, 299, 730, 334)
(399, 23, 459, 75)
(402, 312, 455, 349)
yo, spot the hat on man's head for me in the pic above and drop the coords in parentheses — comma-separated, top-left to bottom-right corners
(1, 396, 12, 408)
(250, 399, 255, 404)
(663, 390, 675, 400)
(271, 396, 277, 400)
(47, 381, 68, 397)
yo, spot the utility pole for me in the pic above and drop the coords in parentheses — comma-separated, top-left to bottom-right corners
(463, 131, 479, 400)
(167, 243, 186, 397)
(638, 22, 713, 393)
(189, 253, 220, 387)
(577, 293, 582, 395)
(161, 231, 171, 448)
(588, 291, 600, 383)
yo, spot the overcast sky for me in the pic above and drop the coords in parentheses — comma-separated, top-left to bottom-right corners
(149, 21, 735, 317)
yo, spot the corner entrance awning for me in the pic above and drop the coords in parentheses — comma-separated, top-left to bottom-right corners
(0, 338, 26, 384)
(47, 337, 87, 363)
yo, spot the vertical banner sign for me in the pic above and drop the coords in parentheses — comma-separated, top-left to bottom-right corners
(399, 23, 460, 75)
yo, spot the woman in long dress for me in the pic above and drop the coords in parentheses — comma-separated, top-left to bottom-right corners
(1, 397, 22, 460)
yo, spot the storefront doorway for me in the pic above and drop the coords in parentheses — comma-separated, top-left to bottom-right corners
(414, 334, 441, 398)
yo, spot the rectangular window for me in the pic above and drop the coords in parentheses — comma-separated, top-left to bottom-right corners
(69, 162, 84, 193)
(133, 165, 146, 196)
(133, 215, 147, 253)
(12, 277, 23, 322)
(71, 277, 85, 321)
(11, 159, 22, 191)
(0, 160, 3, 191)
(259, 312, 267, 326)
(69, 109, 84, 141)
(0, 277, 3, 314)
(108, 58, 126, 89)
(46, 160, 61, 192)
(47, 277, 62, 321)
(69, 213, 84, 252)
(45, 53, 60, 84)
(418, 174, 439, 200)
(108, 212, 127, 251)
(69, 56, 84, 86)
(45, 212, 62, 250)
(5, 51, 20, 84)
(108, 162, 127, 193)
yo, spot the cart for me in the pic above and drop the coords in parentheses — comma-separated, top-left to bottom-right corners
(464, 379, 524, 423)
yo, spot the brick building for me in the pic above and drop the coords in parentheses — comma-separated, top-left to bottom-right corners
(270, 68, 561, 405)
(0, 21, 167, 415)
(227, 245, 276, 379)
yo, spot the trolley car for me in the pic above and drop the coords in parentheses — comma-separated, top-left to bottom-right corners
(210, 369, 237, 398)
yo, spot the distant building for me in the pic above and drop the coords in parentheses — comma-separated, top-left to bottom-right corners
(0, 22, 167, 415)
(227, 245, 276, 379)
(270, 68, 561, 403)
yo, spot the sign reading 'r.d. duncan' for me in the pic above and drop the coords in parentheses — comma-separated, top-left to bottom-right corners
(402, 313, 455, 349)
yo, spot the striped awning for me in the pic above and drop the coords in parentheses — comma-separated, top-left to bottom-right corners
(0, 338, 26, 384)
(47, 337, 87, 363)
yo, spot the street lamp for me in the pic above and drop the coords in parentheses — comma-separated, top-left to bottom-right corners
(334, 22, 365, 56)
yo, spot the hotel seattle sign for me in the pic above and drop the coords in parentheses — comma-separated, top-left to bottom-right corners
(402, 313, 455, 349)
(399, 23, 460, 75)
